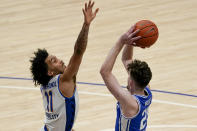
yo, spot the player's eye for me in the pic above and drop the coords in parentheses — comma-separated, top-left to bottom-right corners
(51, 58, 55, 63)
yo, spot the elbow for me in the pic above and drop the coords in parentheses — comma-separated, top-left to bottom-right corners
(100, 66, 108, 77)
(100, 67, 106, 76)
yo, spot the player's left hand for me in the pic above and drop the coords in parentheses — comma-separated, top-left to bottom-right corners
(120, 25, 141, 45)
(83, 0, 99, 25)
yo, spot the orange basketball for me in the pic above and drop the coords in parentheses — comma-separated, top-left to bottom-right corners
(134, 20, 159, 48)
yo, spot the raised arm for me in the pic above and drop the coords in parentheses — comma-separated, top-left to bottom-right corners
(61, 0, 99, 81)
(100, 25, 140, 104)
(121, 44, 134, 74)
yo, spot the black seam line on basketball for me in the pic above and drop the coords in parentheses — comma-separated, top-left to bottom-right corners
(138, 24, 155, 31)
(0, 76, 197, 98)
(140, 33, 158, 39)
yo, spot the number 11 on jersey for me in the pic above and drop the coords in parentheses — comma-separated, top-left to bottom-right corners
(45, 91, 53, 112)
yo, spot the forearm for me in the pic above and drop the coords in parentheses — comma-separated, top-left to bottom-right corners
(74, 23, 90, 55)
(122, 45, 133, 62)
(100, 38, 124, 74)
(61, 23, 90, 81)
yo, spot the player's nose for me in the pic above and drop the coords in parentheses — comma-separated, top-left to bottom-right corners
(60, 60, 64, 65)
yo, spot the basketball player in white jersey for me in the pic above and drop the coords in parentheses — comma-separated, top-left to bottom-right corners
(100, 25, 152, 131)
(30, 1, 99, 131)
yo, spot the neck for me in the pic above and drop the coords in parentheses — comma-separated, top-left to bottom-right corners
(130, 86, 145, 96)
(135, 89, 145, 96)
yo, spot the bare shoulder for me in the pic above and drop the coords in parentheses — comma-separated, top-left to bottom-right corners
(59, 74, 76, 98)
(119, 90, 139, 118)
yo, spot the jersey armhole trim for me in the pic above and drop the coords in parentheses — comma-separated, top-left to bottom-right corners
(57, 74, 76, 99)
(121, 96, 141, 119)
(57, 74, 66, 99)
(145, 87, 152, 98)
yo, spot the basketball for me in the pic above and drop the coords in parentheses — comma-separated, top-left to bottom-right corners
(134, 20, 159, 48)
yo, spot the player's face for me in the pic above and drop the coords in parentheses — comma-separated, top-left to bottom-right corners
(45, 55, 66, 76)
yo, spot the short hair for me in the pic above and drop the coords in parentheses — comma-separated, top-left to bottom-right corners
(127, 59, 152, 89)
(30, 49, 52, 86)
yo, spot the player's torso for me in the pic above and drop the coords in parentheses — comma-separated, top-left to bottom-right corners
(40, 75, 79, 131)
(115, 87, 152, 131)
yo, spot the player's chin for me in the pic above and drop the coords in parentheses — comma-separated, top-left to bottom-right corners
(62, 66, 66, 72)
(63, 65, 66, 70)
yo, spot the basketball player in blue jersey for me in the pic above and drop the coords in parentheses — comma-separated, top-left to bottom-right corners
(100, 25, 152, 131)
(30, 1, 99, 131)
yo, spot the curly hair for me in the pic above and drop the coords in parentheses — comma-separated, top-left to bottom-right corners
(30, 49, 52, 86)
(127, 59, 152, 89)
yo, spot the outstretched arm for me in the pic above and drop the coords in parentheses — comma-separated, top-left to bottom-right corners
(61, 0, 99, 81)
(100, 25, 140, 104)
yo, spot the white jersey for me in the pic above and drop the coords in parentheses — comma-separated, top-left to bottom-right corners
(40, 75, 79, 131)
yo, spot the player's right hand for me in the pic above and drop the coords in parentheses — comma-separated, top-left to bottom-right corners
(82, 0, 99, 25)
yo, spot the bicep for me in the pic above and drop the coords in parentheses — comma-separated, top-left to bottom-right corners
(101, 73, 133, 105)
(61, 53, 83, 81)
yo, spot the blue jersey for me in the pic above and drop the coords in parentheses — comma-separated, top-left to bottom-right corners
(115, 87, 152, 131)
(40, 75, 79, 131)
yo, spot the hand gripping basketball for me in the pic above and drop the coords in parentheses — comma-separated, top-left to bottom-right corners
(120, 25, 141, 45)
(134, 20, 159, 48)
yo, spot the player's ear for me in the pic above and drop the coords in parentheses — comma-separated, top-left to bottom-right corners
(48, 70, 54, 76)
(129, 79, 134, 87)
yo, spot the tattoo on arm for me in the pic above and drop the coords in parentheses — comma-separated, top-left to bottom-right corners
(74, 23, 90, 55)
